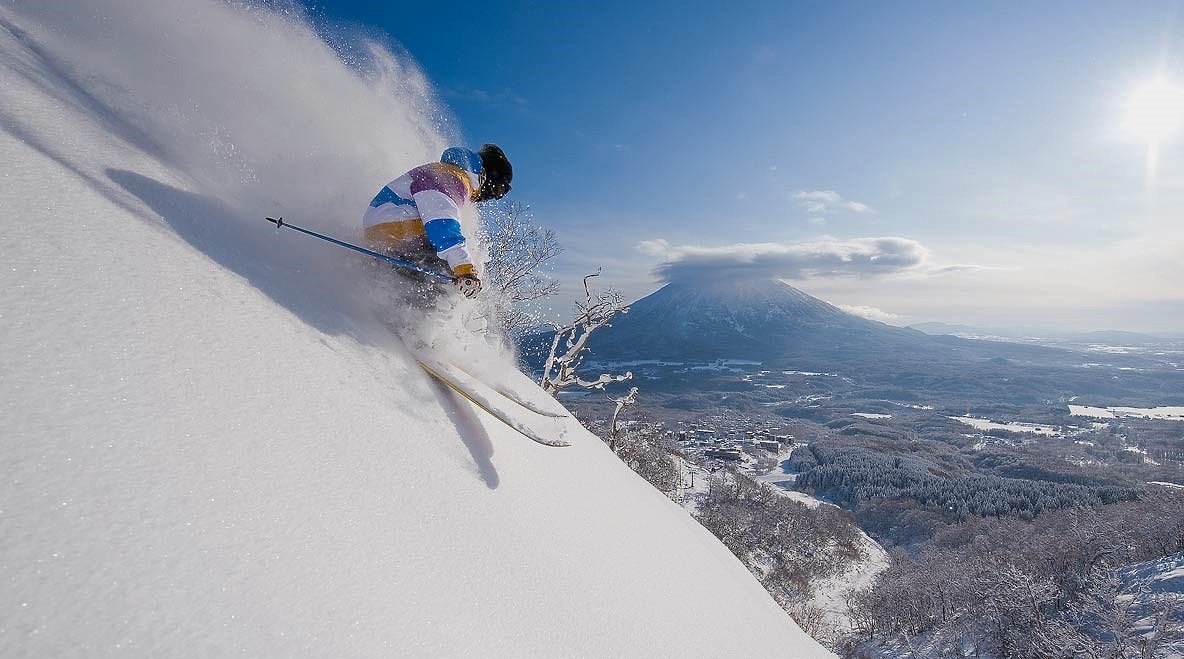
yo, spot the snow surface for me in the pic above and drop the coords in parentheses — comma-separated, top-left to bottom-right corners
(1069, 405, 1184, 421)
(753, 452, 889, 637)
(1115, 552, 1184, 658)
(948, 415, 1061, 436)
(0, 3, 831, 657)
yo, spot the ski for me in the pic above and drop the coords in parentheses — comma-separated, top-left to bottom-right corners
(486, 386, 569, 419)
(439, 361, 569, 419)
(417, 357, 571, 447)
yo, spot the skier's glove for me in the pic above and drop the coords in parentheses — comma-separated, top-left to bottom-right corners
(453, 273, 482, 299)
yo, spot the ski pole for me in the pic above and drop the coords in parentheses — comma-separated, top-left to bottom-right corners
(265, 217, 453, 281)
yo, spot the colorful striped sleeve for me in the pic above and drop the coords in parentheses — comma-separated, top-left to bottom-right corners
(407, 164, 475, 274)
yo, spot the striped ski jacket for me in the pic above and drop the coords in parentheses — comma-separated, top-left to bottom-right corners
(362, 147, 483, 277)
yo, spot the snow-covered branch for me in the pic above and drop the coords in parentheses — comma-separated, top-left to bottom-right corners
(539, 270, 632, 397)
(609, 386, 639, 452)
(479, 201, 562, 335)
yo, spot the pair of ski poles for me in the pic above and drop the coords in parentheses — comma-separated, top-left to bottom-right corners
(264, 217, 453, 282)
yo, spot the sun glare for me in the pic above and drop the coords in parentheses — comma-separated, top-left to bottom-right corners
(1123, 78, 1184, 145)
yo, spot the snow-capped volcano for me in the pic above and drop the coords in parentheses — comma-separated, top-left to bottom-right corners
(592, 277, 932, 362)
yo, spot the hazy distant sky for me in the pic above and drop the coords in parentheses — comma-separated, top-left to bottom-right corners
(315, 1, 1184, 333)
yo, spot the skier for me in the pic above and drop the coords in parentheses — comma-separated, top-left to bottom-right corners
(362, 144, 513, 299)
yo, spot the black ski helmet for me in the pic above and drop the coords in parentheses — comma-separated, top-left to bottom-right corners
(476, 143, 512, 201)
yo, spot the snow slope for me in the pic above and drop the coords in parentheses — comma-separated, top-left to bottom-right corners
(754, 452, 889, 639)
(1116, 552, 1184, 657)
(0, 2, 831, 657)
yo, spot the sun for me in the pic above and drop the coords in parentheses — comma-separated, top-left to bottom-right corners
(1123, 78, 1184, 145)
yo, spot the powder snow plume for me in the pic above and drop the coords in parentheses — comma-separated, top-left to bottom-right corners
(0, 0, 473, 334)
(2, 0, 452, 213)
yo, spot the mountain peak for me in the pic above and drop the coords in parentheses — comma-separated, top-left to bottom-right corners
(590, 277, 924, 362)
(661, 276, 844, 311)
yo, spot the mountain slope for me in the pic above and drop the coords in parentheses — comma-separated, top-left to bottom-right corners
(591, 277, 935, 362)
(1115, 550, 1184, 652)
(0, 4, 831, 657)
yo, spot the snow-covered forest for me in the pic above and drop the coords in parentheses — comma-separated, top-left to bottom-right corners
(589, 407, 1184, 658)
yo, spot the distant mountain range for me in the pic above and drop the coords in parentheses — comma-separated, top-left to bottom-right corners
(517, 277, 1184, 408)
(910, 322, 1182, 346)
(583, 278, 1054, 369)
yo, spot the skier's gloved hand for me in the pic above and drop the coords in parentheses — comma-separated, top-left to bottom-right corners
(453, 273, 482, 299)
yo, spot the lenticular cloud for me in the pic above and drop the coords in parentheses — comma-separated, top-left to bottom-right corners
(640, 236, 929, 283)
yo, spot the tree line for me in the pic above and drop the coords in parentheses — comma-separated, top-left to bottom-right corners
(792, 442, 1142, 521)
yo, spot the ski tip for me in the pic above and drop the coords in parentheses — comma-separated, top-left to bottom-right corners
(417, 358, 574, 447)
(536, 428, 572, 447)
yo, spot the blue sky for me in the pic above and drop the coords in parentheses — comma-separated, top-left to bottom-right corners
(313, 1, 1184, 333)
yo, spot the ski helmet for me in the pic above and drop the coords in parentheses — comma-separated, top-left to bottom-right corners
(475, 143, 512, 201)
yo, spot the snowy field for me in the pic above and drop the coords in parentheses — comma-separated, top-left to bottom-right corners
(949, 415, 1062, 436)
(0, 3, 831, 657)
(1069, 405, 1184, 421)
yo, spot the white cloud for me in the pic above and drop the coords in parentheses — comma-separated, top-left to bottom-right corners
(637, 238, 672, 256)
(640, 237, 930, 283)
(793, 190, 873, 214)
(795, 190, 841, 203)
(836, 304, 900, 324)
(931, 263, 1006, 274)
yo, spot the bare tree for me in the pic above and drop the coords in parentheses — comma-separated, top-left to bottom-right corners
(787, 603, 833, 643)
(479, 201, 562, 334)
(614, 424, 682, 495)
(539, 270, 632, 396)
(609, 386, 639, 452)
